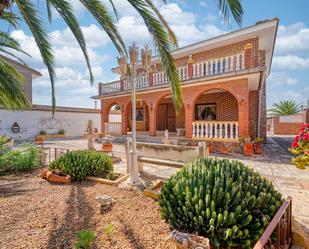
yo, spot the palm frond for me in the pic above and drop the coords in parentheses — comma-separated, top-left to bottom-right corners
(0, 48, 27, 64)
(47, 0, 94, 84)
(0, 11, 20, 29)
(0, 57, 30, 109)
(144, 0, 178, 48)
(107, 0, 119, 20)
(216, 0, 243, 25)
(0, 31, 30, 56)
(79, 0, 127, 56)
(127, 0, 183, 113)
(268, 100, 301, 116)
(15, 0, 56, 116)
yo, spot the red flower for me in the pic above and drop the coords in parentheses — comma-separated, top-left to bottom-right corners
(291, 141, 299, 148)
(294, 135, 300, 141)
(306, 150, 309, 155)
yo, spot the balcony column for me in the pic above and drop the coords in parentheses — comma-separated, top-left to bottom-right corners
(187, 54, 194, 79)
(148, 71, 153, 86)
(244, 43, 252, 69)
(185, 103, 194, 139)
(121, 105, 127, 135)
(120, 77, 124, 91)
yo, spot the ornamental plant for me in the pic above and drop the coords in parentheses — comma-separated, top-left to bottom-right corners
(49, 150, 113, 181)
(289, 123, 309, 169)
(159, 158, 283, 248)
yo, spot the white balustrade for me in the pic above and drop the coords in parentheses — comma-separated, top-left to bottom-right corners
(104, 122, 122, 135)
(192, 121, 239, 141)
(100, 81, 121, 94)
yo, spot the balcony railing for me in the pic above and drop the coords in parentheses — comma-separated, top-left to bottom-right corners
(99, 52, 246, 95)
(192, 121, 239, 141)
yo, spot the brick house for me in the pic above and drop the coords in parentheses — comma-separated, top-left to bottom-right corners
(93, 19, 279, 143)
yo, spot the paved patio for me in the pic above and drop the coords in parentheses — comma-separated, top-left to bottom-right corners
(43, 138, 309, 237)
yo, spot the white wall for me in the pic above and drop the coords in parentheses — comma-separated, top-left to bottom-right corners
(108, 113, 121, 122)
(0, 110, 101, 139)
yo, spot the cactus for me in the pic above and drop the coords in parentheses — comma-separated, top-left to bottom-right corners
(159, 158, 283, 248)
(49, 150, 113, 181)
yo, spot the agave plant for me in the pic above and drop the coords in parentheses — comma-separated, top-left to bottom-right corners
(0, 0, 243, 115)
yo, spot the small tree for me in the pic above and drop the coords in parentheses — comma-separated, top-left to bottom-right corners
(268, 100, 301, 116)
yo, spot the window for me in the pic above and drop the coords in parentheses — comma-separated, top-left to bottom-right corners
(195, 104, 216, 121)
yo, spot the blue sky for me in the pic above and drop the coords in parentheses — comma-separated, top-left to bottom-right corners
(4, 0, 309, 109)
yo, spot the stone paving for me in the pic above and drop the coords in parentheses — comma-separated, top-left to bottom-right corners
(43, 138, 309, 237)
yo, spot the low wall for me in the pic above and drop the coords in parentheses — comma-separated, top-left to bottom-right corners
(136, 142, 198, 163)
(0, 109, 101, 139)
(274, 115, 303, 135)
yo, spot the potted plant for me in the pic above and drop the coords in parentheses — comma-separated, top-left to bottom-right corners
(243, 137, 253, 156)
(219, 144, 228, 154)
(57, 129, 65, 135)
(207, 140, 215, 153)
(102, 139, 113, 153)
(253, 137, 264, 154)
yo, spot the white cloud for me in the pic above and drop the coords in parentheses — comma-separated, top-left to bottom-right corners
(276, 22, 309, 54)
(273, 55, 309, 69)
(268, 72, 299, 86)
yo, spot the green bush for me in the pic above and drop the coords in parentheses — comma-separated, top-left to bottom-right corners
(0, 144, 40, 174)
(49, 150, 113, 181)
(159, 158, 283, 248)
(75, 230, 95, 249)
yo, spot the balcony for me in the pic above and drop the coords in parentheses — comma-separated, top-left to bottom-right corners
(99, 52, 247, 96)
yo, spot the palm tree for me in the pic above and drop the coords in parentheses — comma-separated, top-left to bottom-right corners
(0, 11, 30, 109)
(0, 0, 243, 115)
(268, 100, 301, 116)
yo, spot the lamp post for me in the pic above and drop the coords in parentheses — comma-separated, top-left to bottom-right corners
(118, 42, 152, 187)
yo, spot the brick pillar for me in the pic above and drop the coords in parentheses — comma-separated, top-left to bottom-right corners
(185, 103, 193, 139)
(187, 54, 194, 79)
(238, 98, 249, 138)
(149, 108, 156, 136)
(244, 43, 252, 69)
(148, 72, 153, 86)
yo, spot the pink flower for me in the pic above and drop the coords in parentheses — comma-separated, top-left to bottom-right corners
(305, 150, 309, 155)
(294, 135, 300, 141)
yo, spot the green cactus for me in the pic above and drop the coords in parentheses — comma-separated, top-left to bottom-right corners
(159, 158, 283, 248)
(49, 150, 113, 181)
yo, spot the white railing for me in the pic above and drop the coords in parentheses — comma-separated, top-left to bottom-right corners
(192, 53, 245, 79)
(104, 122, 122, 135)
(153, 71, 168, 85)
(192, 121, 239, 141)
(178, 66, 189, 81)
(100, 81, 121, 94)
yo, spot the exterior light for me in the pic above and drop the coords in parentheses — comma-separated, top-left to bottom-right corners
(129, 42, 139, 65)
(141, 44, 152, 69)
(117, 56, 128, 76)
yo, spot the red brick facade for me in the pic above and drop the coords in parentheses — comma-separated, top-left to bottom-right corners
(273, 117, 303, 135)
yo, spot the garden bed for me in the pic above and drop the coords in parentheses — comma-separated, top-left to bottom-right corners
(0, 170, 174, 249)
(86, 172, 128, 186)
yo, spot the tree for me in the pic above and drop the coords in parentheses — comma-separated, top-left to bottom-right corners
(268, 100, 301, 116)
(0, 0, 243, 115)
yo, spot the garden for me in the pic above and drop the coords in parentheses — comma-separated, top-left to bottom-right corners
(0, 134, 293, 249)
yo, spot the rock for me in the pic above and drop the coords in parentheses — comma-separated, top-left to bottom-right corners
(96, 195, 115, 212)
(169, 230, 210, 249)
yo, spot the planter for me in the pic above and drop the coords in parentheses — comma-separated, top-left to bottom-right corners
(254, 143, 263, 154)
(208, 146, 215, 153)
(170, 230, 210, 249)
(219, 146, 228, 154)
(45, 170, 71, 184)
(35, 137, 44, 146)
(36, 134, 65, 140)
(244, 143, 253, 156)
(102, 143, 113, 153)
(86, 174, 128, 186)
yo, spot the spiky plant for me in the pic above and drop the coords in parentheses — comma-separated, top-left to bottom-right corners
(159, 158, 283, 248)
(268, 100, 301, 116)
(1, 0, 243, 114)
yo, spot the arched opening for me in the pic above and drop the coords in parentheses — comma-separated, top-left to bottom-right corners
(126, 99, 150, 134)
(192, 89, 239, 140)
(104, 102, 122, 134)
(156, 95, 184, 133)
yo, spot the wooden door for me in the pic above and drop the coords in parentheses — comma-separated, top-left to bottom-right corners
(157, 104, 167, 130)
(167, 103, 176, 132)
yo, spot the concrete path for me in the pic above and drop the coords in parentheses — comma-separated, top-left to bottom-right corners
(43, 138, 309, 237)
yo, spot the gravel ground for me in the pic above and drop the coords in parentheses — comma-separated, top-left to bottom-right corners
(0, 169, 174, 249)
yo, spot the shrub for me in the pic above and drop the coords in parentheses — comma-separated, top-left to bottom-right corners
(75, 230, 95, 249)
(49, 150, 113, 181)
(39, 130, 47, 135)
(159, 158, 283, 248)
(58, 129, 65, 135)
(289, 124, 309, 169)
(0, 144, 40, 174)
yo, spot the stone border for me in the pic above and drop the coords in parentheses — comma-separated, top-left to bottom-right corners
(143, 180, 165, 200)
(292, 217, 309, 249)
(86, 174, 129, 186)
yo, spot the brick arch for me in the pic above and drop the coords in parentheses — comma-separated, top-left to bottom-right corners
(124, 99, 150, 132)
(103, 101, 122, 122)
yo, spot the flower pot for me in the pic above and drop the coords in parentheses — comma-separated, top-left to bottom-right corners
(208, 146, 215, 153)
(244, 143, 253, 156)
(102, 143, 113, 153)
(220, 146, 228, 154)
(46, 171, 71, 184)
(35, 136, 44, 146)
(254, 143, 262, 154)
